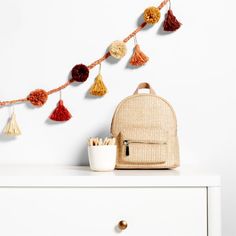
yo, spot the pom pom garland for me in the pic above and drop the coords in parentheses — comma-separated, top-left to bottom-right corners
(109, 41, 127, 59)
(163, 9, 181, 31)
(143, 7, 161, 24)
(3, 112, 21, 136)
(130, 44, 149, 66)
(27, 89, 48, 107)
(49, 100, 72, 122)
(0, 0, 180, 120)
(71, 64, 89, 82)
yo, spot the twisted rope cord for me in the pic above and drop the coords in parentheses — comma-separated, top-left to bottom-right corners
(0, 0, 169, 107)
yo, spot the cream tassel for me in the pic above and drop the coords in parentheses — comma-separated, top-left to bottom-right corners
(3, 112, 21, 136)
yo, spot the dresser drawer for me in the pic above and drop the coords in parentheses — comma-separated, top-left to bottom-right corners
(0, 187, 207, 236)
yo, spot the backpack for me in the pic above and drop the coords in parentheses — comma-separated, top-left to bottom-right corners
(111, 82, 179, 169)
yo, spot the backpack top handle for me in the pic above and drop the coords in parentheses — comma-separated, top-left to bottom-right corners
(133, 82, 156, 95)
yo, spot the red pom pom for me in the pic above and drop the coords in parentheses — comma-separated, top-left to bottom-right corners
(71, 64, 89, 82)
(49, 100, 72, 122)
(163, 10, 181, 32)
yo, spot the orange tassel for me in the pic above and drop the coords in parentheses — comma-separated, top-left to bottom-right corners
(129, 44, 149, 66)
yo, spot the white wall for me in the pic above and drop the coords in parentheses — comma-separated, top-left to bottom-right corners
(0, 0, 235, 234)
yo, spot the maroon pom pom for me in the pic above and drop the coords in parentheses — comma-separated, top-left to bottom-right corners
(163, 10, 181, 32)
(49, 100, 72, 122)
(71, 64, 89, 82)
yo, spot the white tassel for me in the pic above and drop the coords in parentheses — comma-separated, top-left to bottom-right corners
(3, 112, 21, 136)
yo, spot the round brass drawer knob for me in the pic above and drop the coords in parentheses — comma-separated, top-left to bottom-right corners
(118, 220, 128, 230)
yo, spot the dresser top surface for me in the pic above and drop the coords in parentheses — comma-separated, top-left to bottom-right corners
(0, 166, 220, 187)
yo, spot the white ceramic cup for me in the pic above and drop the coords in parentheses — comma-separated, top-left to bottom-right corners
(88, 145, 117, 171)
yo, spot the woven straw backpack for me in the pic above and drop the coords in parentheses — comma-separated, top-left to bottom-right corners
(111, 82, 179, 169)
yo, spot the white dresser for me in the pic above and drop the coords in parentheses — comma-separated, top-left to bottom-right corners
(0, 166, 221, 236)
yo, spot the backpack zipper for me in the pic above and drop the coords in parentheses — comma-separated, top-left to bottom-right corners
(123, 140, 167, 157)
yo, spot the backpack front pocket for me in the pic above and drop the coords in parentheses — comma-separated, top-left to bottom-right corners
(119, 128, 168, 164)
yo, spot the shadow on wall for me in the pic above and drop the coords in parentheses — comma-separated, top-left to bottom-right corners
(75, 127, 110, 166)
(0, 135, 16, 143)
(84, 90, 105, 100)
(157, 23, 173, 36)
(45, 119, 61, 125)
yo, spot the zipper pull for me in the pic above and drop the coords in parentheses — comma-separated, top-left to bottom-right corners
(123, 140, 130, 156)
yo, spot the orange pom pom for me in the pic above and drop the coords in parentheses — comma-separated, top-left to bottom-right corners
(27, 89, 48, 107)
(130, 44, 149, 66)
